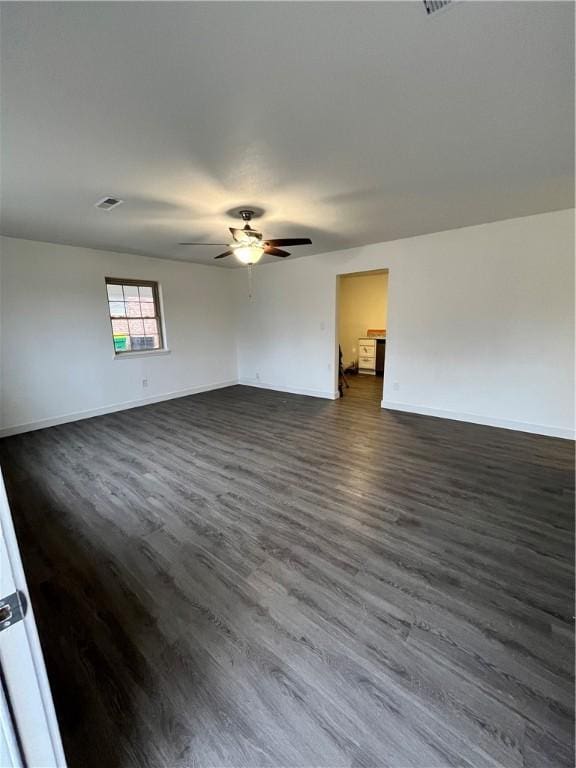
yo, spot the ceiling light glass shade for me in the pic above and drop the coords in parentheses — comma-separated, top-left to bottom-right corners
(233, 244, 265, 265)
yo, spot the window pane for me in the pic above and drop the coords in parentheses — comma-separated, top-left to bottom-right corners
(130, 335, 158, 351)
(143, 318, 158, 336)
(126, 301, 142, 317)
(114, 336, 131, 352)
(139, 286, 153, 300)
(112, 318, 129, 334)
(123, 284, 139, 301)
(109, 301, 126, 317)
(140, 298, 155, 317)
(128, 319, 145, 335)
(107, 283, 124, 301)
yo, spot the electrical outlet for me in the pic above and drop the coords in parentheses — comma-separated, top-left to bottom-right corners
(142, 378, 149, 388)
(255, 372, 260, 381)
(393, 382, 400, 391)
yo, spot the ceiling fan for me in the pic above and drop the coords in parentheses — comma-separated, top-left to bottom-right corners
(180, 209, 312, 265)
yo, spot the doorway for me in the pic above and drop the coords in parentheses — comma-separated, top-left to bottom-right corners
(336, 269, 388, 406)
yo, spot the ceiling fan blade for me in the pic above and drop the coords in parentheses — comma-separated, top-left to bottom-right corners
(214, 250, 234, 259)
(264, 238, 312, 247)
(264, 247, 290, 257)
(179, 242, 229, 246)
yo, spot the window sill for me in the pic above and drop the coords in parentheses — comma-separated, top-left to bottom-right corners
(113, 349, 171, 360)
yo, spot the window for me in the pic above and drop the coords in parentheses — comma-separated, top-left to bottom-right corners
(105, 278, 164, 354)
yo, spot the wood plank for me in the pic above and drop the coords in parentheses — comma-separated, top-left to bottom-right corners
(0, 375, 573, 767)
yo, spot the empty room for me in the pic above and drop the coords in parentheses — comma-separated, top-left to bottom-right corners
(0, 2, 574, 767)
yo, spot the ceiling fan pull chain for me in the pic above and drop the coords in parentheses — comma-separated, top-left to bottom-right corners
(247, 263, 253, 300)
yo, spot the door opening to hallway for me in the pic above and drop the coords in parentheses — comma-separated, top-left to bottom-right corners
(336, 269, 389, 407)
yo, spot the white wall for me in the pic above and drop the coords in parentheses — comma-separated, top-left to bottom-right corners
(338, 271, 388, 367)
(2, 210, 574, 439)
(236, 210, 575, 438)
(0, 237, 238, 434)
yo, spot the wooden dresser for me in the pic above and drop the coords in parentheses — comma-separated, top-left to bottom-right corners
(358, 336, 386, 374)
(358, 337, 377, 374)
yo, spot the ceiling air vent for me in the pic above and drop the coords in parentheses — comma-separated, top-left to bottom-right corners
(94, 196, 124, 211)
(423, 0, 453, 15)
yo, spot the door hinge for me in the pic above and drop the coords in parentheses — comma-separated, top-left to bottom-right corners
(0, 591, 26, 632)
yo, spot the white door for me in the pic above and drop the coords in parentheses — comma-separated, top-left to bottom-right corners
(0, 469, 67, 767)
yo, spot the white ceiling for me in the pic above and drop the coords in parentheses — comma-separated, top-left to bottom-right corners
(1, 1, 573, 267)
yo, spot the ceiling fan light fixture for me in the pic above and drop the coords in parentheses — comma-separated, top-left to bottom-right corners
(233, 243, 265, 265)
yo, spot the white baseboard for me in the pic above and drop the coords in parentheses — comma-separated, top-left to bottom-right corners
(0, 380, 239, 438)
(381, 399, 575, 440)
(238, 379, 339, 400)
(4, 384, 569, 440)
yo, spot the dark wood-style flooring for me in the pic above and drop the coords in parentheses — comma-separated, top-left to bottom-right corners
(0, 375, 573, 768)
